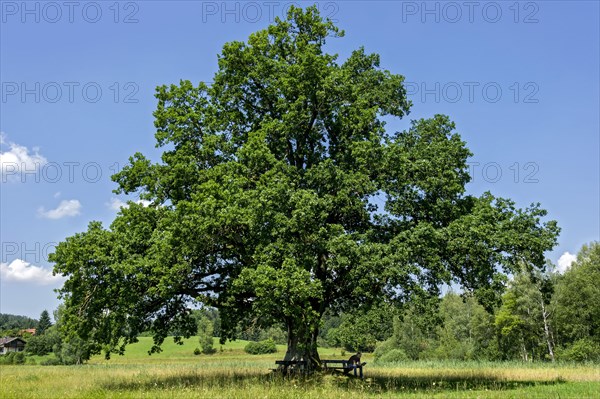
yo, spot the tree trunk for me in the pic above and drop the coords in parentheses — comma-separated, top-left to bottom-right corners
(282, 321, 321, 371)
(540, 300, 555, 362)
(521, 339, 528, 362)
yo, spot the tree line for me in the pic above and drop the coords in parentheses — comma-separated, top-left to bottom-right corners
(329, 242, 600, 362)
(0, 313, 38, 334)
(1, 308, 93, 365)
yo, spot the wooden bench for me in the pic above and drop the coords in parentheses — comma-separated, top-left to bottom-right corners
(322, 359, 367, 378)
(272, 359, 366, 378)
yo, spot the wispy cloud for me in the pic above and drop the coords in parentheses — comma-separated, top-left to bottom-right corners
(39, 199, 82, 219)
(107, 197, 127, 210)
(557, 252, 576, 273)
(0, 133, 47, 181)
(107, 197, 151, 211)
(0, 259, 64, 286)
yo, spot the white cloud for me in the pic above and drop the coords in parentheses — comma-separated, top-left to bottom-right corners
(107, 197, 127, 210)
(0, 259, 64, 286)
(107, 197, 151, 211)
(0, 133, 47, 181)
(557, 252, 577, 273)
(38, 199, 82, 219)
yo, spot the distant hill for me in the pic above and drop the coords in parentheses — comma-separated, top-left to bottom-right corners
(0, 313, 38, 332)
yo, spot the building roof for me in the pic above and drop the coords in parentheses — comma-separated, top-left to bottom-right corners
(0, 337, 27, 346)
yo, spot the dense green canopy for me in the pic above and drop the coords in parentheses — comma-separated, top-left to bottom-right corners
(51, 6, 559, 366)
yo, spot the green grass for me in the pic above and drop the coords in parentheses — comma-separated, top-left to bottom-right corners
(1, 337, 599, 398)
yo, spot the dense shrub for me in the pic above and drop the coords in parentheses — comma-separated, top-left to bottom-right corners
(0, 352, 29, 365)
(52, 337, 93, 365)
(40, 357, 62, 366)
(0, 352, 15, 364)
(199, 335, 216, 354)
(557, 339, 600, 362)
(197, 314, 217, 354)
(373, 338, 397, 361)
(377, 349, 409, 363)
(244, 339, 277, 355)
(13, 352, 25, 364)
(25, 331, 60, 356)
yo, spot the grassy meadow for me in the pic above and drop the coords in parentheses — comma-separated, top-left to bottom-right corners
(1, 337, 599, 398)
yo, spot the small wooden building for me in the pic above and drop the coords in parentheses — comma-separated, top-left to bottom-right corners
(0, 337, 26, 354)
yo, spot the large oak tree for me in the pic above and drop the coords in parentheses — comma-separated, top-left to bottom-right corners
(51, 6, 559, 368)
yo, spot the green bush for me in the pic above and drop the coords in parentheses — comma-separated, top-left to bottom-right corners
(40, 357, 62, 366)
(0, 352, 15, 364)
(244, 339, 277, 355)
(193, 347, 201, 355)
(13, 352, 25, 364)
(199, 336, 216, 355)
(0, 352, 29, 365)
(25, 330, 60, 356)
(558, 339, 600, 362)
(373, 338, 397, 361)
(197, 315, 216, 354)
(377, 349, 409, 363)
(53, 336, 93, 365)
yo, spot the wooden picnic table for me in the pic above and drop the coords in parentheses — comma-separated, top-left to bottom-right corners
(272, 359, 366, 378)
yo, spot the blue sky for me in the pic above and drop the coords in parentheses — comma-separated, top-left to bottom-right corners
(1, 1, 598, 319)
